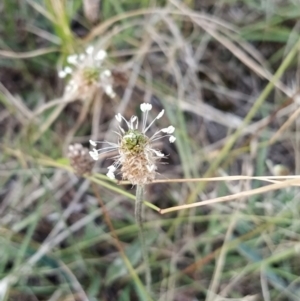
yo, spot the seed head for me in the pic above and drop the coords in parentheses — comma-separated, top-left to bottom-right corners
(89, 103, 176, 185)
(68, 144, 94, 175)
(58, 46, 116, 99)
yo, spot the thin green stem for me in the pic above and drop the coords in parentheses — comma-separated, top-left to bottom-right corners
(135, 185, 152, 294)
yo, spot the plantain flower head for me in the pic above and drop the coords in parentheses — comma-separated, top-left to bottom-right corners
(68, 143, 94, 175)
(58, 45, 116, 99)
(89, 103, 176, 185)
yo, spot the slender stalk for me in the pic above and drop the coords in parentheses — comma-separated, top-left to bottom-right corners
(91, 183, 153, 301)
(135, 185, 152, 293)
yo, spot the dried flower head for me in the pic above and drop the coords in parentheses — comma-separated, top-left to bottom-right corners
(68, 143, 95, 175)
(89, 103, 176, 185)
(58, 46, 116, 99)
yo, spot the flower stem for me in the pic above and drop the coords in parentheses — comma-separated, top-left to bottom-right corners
(135, 185, 151, 293)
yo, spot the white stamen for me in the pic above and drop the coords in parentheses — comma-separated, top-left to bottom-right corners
(169, 136, 176, 143)
(143, 117, 157, 134)
(161, 126, 175, 134)
(130, 116, 137, 129)
(118, 126, 125, 134)
(115, 114, 122, 122)
(153, 150, 164, 157)
(107, 165, 116, 172)
(146, 165, 155, 172)
(135, 118, 139, 129)
(140, 103, 146, 112)
(146, 103, 152, 111)
(89, 140, 97, 146)
(140, 103, 152, 112)
(117, 114, 131, 129)
(156, 109, 164, 119)
(95, 50, 107, 61)
(64, 66, 73, 74)
(102, 70, 111, 77)
(67, 54, 78, 64)
(105, 86, 115, 97)
(86, 46, 94, 54)
(79, 54, 86, 61)
(58, 70, 66, 78)
(89, 151, 99, 160)
(106, 171, 115, 179)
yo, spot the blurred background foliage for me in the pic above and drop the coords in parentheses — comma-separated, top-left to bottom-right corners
(1, 0, 300, 300)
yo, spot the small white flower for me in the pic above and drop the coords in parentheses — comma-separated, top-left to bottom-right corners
(156, 109, 164, 119)
(89, 104, 176, 184)
(62, 47, 115, 100)
(162, 126, 175, 134)
(86, 46, 94, 54)
(89, 140, 97, 147)
(169, 136, 176, 143)
(95, 50, 107, 61)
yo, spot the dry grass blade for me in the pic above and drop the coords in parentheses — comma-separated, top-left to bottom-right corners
(119, 175, 300, 185)
(160, 179, 300, 214)
(0, 47, 58, 58)
(33, 96, 76, 116)
(270, 95, 300, 144)
(0, 82, 33, 123)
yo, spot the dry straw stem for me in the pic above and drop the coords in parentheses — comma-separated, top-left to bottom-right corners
(0, 82, 33, 122)
(269, 97, 300, 145)
(159, 178, 300, 214)
(118, 175, 300, 185)
(33, 96, 76, 116)
(0, 47, 58, 59)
